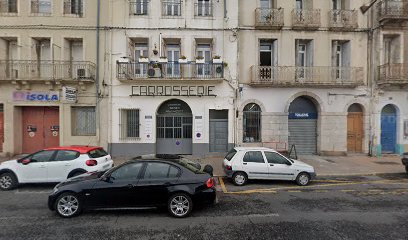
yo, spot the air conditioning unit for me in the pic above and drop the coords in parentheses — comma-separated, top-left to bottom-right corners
(148, 68, 161, 78)
(77, 68, 86, 79)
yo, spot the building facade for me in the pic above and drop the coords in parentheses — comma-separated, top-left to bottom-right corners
(1, 0, 407, 158)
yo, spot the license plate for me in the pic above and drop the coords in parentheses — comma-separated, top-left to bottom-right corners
(102, 163, 110, 169)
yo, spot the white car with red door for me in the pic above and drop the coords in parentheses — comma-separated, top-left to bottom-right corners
(223, 147, 316, 186)
(0, 146, 113, 190)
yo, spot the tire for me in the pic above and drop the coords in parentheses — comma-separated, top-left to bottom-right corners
(296, 172, 310, 186)
(0, 172, 18, 191)
(168, 193, 193, 218)
(55, 192, 82, 218)
(232, 172, 247, 186)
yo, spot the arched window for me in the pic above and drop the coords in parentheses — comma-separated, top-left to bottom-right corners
(243, 103, 261, 142)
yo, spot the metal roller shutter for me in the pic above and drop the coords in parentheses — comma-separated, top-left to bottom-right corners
(288, 119, 317, 155)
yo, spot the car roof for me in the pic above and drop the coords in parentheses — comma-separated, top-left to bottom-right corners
(234, 147, 276, 151)
(44, 146, 103, 154)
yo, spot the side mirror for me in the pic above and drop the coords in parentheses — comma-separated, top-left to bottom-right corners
(286, 161, 292, 166)
(21, 159, 31, 165)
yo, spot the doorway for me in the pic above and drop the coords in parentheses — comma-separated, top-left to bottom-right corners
(347, 103, 363, 153)
(381, 104, 397, 153)
(209, 110, 228, 152)
(22, 106, 60, 153)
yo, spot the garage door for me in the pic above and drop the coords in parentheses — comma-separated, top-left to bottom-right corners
(288, 119, 317, 155)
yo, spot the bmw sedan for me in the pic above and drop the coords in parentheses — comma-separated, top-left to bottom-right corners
(48, 155, 216, 218)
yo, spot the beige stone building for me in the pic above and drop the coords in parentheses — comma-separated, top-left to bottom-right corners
(0, 0, 110, 156)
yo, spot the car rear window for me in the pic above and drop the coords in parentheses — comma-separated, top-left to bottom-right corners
(225, 149, 237, 161)
(88, 148, 109, 158)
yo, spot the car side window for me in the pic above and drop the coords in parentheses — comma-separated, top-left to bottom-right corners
(264, 152, 289, 165)
(110, 163, 143, 181)
(143, 162, 180, 179)
(29, 150, 55, 162)
(243, 151, 265, 163)
(54, 150, 80, 161)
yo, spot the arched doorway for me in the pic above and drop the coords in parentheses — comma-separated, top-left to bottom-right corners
(381, 104, 397, 153)
(288, 96, 318, 155)
(156, 99, 192, 155)
(347, 104, 364, 153)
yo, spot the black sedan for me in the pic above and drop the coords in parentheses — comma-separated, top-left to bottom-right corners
(48, 155, 216, 218)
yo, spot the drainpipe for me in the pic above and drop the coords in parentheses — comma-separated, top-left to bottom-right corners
(96, 0, 101, 144)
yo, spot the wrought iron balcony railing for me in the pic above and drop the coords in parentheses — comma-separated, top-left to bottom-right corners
(161, 0, 181, 16)
(63, 0, 83, 16)
(378, 63, 408, 84)
(377, 0, 408, 22)
(328, 10, 358, 30)
(117, 62, 224, 80)
(255, 8, 284, 29)
(0, 0, 17, 15)
(251, 66, 364, 87)
(129, 1, 148, 15)
(292, 9, 321, 29)
(31, 0, 52, 15)
(194, 2, 213, 17)
(0, 60, 96, 82)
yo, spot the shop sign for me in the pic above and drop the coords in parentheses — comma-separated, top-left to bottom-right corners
(289, 112, 318, 119)
(13, 91, 59, 102)
(131, 85, 216, 97)
(62, 87, 77, 103)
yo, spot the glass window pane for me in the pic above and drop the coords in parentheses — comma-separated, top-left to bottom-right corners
(30, 150, 55, 162)
(54, 150, 79, 161)
(111, 163, 143, 180)
(243, 151, 265, 163)
(143, 162, 172, 179)
(264, 152, 289, 164)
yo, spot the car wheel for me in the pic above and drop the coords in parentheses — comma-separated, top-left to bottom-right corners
(168, 193, 193, 218)
(55, 193, 82, 218)
(232, 172, 247, 186)
(0, 172, 18, 191)
(296, 172, 310, 186)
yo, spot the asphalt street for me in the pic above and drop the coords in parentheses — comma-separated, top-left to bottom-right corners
(0, 173, 407, 240)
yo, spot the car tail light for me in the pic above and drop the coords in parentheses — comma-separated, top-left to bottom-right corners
(226, 165, 232, 171)
(86, 159, 98, 166)
(206, 178, 215, 188)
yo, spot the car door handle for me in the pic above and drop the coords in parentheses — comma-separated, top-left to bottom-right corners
(269, 164, 274, 166)
(127, 184, 135, 188)
(243, 163, 247, 165)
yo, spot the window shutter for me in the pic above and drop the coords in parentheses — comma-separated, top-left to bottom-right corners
(295, 39, 299, 66)
(127, 38, 135, 61)
(331, 41, 338, 66)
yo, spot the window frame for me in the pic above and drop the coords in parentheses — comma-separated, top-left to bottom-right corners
(71, 106, 96, 136)
(109, 162, 144, 181)
(243, 151, 266, 163)
(119, 109, 141, 140)
(141, 162, 181, 180)
(264, 151, 290, 165)
(243, 103, 262, 143)
(53, 150, 80, 162)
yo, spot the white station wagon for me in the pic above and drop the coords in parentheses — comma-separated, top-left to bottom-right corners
(0, 146, 113, 190)
(223, 147, 316, 186)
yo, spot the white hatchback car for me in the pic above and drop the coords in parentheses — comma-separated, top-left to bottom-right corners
(0, 146, 113, 191)
(223, 147, 316, 186)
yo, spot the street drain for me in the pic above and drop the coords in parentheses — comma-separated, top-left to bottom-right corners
(374, 161, 400, 165)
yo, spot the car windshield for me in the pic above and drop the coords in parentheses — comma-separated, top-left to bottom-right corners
(176, 158, 203, 174)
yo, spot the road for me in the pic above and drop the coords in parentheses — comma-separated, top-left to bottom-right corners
(0, 173, 407, 240)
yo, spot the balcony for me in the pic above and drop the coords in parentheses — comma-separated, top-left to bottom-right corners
(328, 10, 358, 30)
(117, 62, 224, 81)
(0, 60, 96, 83)
(255, 8, 284, 29)
(377, 0, 408, 23)
(378, 63, 408, 85)
(291, 9, 321, 30)
(250, 66, 364, 87)
(0, 0, 17, 16)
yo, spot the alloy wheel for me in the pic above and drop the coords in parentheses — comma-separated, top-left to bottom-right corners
(170, 195, 190, 217)
(298, 173, 310, 186)
(0, 175, 12, 189)
(57, 195, 79, 217)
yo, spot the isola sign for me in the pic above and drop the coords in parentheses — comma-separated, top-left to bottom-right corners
(131, 85, 217, 97)
(12, 91, 59, 102)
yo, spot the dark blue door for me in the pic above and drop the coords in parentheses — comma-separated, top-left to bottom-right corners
(381, 105, 397, 153)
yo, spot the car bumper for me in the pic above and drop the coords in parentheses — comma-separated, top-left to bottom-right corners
(48, 193, 58, 211)
(223, 168, 234, 178)
(193, 188, 217, 205)
(308, 172, 317, 179)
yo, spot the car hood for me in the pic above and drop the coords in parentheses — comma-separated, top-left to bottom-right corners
(57, 171, 104, 188)
(291, 159, 314, 170)
(0, 159, 17, 167)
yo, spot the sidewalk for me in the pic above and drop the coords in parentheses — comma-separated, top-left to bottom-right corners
(0, 153, 405, 177)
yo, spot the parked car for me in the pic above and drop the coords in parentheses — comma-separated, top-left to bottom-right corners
(402, 152, 408, 174)
(223, 147, 316, 186)
(0, 146, 113, 191)
(48, 155, 216, 218)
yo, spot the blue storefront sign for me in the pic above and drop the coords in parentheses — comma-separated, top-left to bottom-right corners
(12, 91, 60, 102)
(289, 112, 318, 119)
